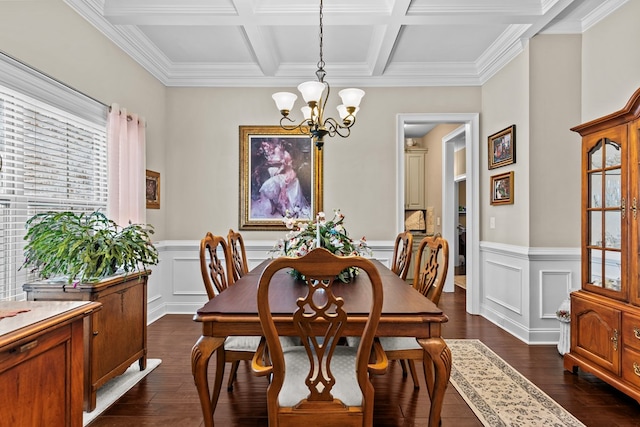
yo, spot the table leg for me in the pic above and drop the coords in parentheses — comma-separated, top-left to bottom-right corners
(417, 337, 452, 427)
(191, 336, 225, 427)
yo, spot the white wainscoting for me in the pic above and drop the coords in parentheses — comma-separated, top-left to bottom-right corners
(147, 239, 580, 346)
(479, 241, 581, 345)
(146, 240, 395, 323)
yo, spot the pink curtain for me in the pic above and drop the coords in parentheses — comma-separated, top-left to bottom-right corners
(107, 103, 146, 226)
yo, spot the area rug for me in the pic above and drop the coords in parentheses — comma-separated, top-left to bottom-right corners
(447, 339, 584, 427)
(83, 358, 161, 426)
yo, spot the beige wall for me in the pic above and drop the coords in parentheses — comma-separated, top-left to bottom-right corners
(164, 87, 480, 241)
(0, 0, 168, 239)
(582, 1, 640, 122)
(529, 34, 582, 247)
(481, 45, 530, 246)
(454, 147, 466, 177)
(0, 0, 482, 243)
(480, 34, 583, 248)
(2, 0, 638, 249)
(420, 124, 459, 237)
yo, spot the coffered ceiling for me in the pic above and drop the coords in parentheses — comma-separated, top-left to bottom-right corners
(64, 0, 626, 87)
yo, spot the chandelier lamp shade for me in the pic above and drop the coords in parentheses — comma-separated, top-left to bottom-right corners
(271, 0, 365, 150)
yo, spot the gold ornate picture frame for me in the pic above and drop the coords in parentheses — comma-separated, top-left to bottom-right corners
(488, 124, 516, 169)
(145, 170, 160, 209)
(490, 171, 514, 205)
(239, 126, 323, 230)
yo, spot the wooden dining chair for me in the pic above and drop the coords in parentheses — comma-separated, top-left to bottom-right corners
(227, 228, 249, 284)
(379, 234, 449, 390)
(391, 231, 413, 280)
(200, 232, 233, 298)
(199, 232, 260, 397)
(345, 231, 414, 350)
(251, 248, 388, 427)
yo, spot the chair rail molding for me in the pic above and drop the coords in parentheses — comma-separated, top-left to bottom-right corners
(146, 240, 580, 345)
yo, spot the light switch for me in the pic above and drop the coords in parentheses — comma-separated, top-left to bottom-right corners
(490, 217, 496, 229)
(436, 217, 440, 226)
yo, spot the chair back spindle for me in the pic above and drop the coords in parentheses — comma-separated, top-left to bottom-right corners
(227, 229, 249, 283)
(199, 232, 233, 299)
(413, 234, 449, 305)
(391, 231, 413, 280)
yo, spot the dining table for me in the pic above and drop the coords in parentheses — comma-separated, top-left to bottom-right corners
(191, 258, 451, 427)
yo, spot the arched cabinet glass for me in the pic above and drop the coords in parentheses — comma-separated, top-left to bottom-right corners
(586, 137, 623, 295)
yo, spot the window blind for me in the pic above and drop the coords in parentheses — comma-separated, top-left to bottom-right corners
(0, 85, 108, 300)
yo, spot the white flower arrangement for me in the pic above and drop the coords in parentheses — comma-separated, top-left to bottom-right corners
(269, 209, 371, 282)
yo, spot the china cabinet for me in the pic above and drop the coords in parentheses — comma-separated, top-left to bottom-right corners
(23, 271, 150, 411)
(405, 148, 427, 210)
(564, 87, 640, 402)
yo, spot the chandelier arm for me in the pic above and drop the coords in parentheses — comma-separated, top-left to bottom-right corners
(320, 81, 330, 116)
(325, 114, 357, 130)
(323, 117, 352, 138)
(279, 116, 311, 133)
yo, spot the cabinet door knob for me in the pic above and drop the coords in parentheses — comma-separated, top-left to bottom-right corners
(634, 362, 640, 377)
(633, 197, 638, 220)
(634, 326, 640, 340)
(621, 198, 626, 219)
(611, 329, 619, 351)
(93, 331, 99, 336)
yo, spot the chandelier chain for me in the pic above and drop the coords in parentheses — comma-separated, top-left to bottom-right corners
(271, 0, 363, 149)
(317, 0, 325, 72)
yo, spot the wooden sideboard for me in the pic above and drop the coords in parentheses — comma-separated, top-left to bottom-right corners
(0, 300, 101, 427)
(23, 270, 150, 411)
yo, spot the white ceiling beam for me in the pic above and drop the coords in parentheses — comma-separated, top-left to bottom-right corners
(370, 0, 411, 76)
(232, 0, 278, 76)
(101, 0, 562, 26)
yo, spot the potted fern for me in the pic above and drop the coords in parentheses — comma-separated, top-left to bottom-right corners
(21, 210, 158, 284)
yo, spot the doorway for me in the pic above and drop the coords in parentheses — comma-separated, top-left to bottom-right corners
(396, 113, 480, 315)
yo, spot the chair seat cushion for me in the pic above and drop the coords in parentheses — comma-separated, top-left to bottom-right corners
(345, 336, 360, 347)
(224, 336, 299, 352)
(279, 346, 362, 408)
(224, 336, 261, 351)
(378, 336, 421, 351)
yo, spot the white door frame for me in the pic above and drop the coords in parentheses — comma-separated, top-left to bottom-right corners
(396, 113, 480, 314)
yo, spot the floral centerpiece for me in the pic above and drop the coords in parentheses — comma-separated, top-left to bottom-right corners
(269, 209, 371, 282)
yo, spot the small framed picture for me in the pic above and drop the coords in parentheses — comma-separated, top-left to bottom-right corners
(490, 171, 514, 205)
(488, 125, 516, 169)
(146, 170, 160, 209)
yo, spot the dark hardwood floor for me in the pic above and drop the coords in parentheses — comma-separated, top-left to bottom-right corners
(89, 286, 640, 426)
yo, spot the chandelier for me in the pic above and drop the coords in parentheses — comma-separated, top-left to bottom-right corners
(271, 0, 365, 150)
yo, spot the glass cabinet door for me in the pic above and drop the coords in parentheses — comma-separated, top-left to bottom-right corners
(586, 135, 624, 297)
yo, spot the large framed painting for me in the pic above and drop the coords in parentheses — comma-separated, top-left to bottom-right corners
(239, 126, 323, 230)
(488, 124, 516, 169)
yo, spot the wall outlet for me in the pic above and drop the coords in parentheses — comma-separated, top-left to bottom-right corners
(490, 217, 496, 229)
(436, 217, 440, 226)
